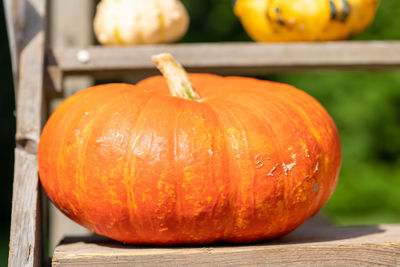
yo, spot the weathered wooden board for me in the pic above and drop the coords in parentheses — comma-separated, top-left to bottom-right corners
(53, 224, 400, 267)
(8, 0, 47, 266)
(3, 0, 25, 91)
(14, 0, 46, 148)
(9, 149, 42, 267)
(47, 41, 400, 78)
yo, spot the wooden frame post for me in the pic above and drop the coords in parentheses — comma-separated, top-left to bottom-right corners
(3, 0, 26, 98)
(7, 0, 47, 266)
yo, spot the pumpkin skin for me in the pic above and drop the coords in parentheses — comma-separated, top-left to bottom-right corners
(93, 0, 189, 45)
(38, 74, 341, 244)
(233, 0, 380, 42)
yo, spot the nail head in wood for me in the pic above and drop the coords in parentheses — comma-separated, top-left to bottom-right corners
(76, 49, 91, 64)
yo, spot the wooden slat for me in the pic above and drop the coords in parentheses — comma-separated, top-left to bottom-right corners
(8, 0, 47, 266)
(15, 0, 46, 147)
(47, 41, 400, 78)
(9, 149, 42, 267)
(3, 0, 26, 93)
(49, 0, 93, 49)
(52, 224, 400, 267)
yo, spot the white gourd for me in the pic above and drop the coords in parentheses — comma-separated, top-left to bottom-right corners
(94, 0, 190, 45)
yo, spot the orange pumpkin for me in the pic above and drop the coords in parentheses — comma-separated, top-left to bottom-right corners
(38, 54, 341, 244)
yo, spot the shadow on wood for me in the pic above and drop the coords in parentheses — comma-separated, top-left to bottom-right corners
(20, 1, 43, 52)
(52, 225, 399, 267)
(57, 223, 385, 249)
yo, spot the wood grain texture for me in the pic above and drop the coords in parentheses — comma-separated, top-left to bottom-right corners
(47, 41, 400, 78)
(53, 224, 400, 267)
(15, 0, 46, 148)
(9, 149, 42, 267)
(3, 0, 25, 91)
(8, 0, 47, 266)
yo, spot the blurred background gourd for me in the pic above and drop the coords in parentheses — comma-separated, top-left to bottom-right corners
(233, 0, 380, 42)
(94, 0, 190, 45)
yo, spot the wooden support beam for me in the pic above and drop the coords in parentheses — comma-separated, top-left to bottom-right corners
(8, 0, 47, 266)
(52, 224, 400, 267)
(47, 41, 400, 79)
(3, 0, 26, 95)
(9, 149, 42, 267)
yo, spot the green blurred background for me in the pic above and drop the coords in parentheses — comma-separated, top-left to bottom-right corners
(1, 0, 399, 265)
(181, 0, 400, 225)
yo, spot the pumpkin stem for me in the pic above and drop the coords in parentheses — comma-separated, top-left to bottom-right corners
(152, 53, 200, 100)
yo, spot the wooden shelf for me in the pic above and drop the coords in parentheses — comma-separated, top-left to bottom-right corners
(47, 41, 400, 78)
(52, 224, 400, 267)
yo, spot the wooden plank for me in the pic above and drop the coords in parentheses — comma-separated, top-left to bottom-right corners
(47, 41, 400, 78)
(9, 148, 42, 267)
(49, 0, 93, 49)
(14, 0, 46, 147)
(49, 204, 92, 253)
(52, 224, 400, 267)
(8, 0, 47, 266)
(3, 0, 26, 93)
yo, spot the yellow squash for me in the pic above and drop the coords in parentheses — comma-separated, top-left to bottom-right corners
(234, 0, 380, 42)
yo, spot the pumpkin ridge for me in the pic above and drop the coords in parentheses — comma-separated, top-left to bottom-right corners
(229, 90, 315, 230)
(171, 98, 186, 241)
(63, 86, 135, 231)
(40, 89, 87, 198)
(199, 101, 236, 241)
(214, 77, 339, 237)
(122, 94, 191, 243)
(246, 87, 340, 218)
(223, 107, 244, 239)
(75, 106, 106, 230)
(80, 88, 152, 236)
(212, 95, 292, 238)
(75, 88, 134, 229)
(52, 85, 130, 226)
(171, 99, 228, 242)
(255, 86, 341, 208)
(205, 99, 262, 240)
(231, 103, 258, 235)
(122, 93, 163, 242)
